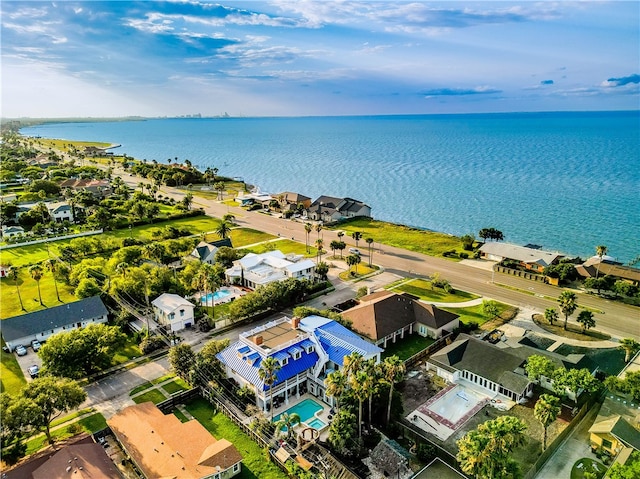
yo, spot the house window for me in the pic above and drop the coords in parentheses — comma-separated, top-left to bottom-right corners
(602, 439, 613, 449)
(169, 313, 175, 320)
(180, 309, 185, 317)
(305, 345, 314, 354)
(293, 352, 301, 360)
(233, 463, 240, 472)
(281, 358, 288, 366)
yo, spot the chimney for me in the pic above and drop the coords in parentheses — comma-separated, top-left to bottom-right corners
(291, 317, 300, 329)
(254, 335, 263, 345)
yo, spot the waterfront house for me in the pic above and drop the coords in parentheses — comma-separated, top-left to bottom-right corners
(427, 334, 598, 403)
(576, 256, 640, 286)
(151, 293, 195, 332)
(307, 196, 372, 223)
(108, 402, 242, 479)
(1, 295, 108, 352)
(479, 242, 563, 273)
(217, 315, 383, 410)
(275, 191, 312, 211)
(188, 238, 233, 264)
(341, 291, 459, 347)
(224, 250, 315, 290)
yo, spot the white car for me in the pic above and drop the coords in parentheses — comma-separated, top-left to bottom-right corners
(28, 365, 40, 378)
(15, 345, 27, 356)
(31, 340, 42, 352)
(349, 248, 361, 255)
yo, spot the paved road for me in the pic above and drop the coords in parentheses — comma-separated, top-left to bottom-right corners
(128, 175, 638, 340)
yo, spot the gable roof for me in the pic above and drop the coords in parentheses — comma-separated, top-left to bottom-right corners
(576, 262, 640, 283)
(191, 238, 233, 261)
(589, 415, 640, 450)
(151, 293, 194, 313)
(32, 443, 120, 479)
(342, 291, 459, 340)
(480, 242, 563, 267)
(108, 402, 242, 479)
(277, 191, 311, 204)
(1, 296, 108, 343)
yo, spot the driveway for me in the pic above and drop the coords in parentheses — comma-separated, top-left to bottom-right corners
(14, 344, 43, 381)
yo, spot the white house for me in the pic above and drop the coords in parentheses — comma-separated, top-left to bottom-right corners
(151, 293, 195, 332)
(225, 250, 316, 290)
(48, 201, 74, 223)
(1, 225, 25, 239)
(1, 296, 109, 352)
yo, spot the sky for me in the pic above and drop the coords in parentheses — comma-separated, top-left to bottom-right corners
(1, 1, 639, 118)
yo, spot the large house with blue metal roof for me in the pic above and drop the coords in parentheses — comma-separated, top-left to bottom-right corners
(217, 315, 382, 411)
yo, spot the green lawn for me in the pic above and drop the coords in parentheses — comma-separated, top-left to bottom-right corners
(381, 334, 435, 360)
(151, 373, 176, 385)
(0, 274, 77, 319)
(331, 218, 464, 258)
(132, 389, 167, 404)
(229, 228, 277, 247)
(185, 398, 287, 479)
(111, 336, 143, 365)
(162, 379, 189, 395)
(243, 239, 313, 257)
(389, 278, 480, 303)
(129, 381, 154, 396)
(0, 338, 26, 394)
(173, 409, 190, 423)
(24, 412, 107, 456)
(338, 264, 378, 280)
(49, 408, 95, 428)
(442, 301, 511, 326)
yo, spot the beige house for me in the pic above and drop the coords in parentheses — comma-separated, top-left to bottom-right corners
(108, 402, 242, 479)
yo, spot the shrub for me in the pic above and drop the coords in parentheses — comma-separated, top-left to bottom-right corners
(139, 336, 166, 354)
(459, 252, 469, 259)
(122, 237, 144, 247)
(416, 443, 437, 463)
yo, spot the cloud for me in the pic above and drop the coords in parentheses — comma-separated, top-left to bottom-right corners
(421, 86, 501, 97)
(601, 74, 640, 87)
(540, 79, 554, 85)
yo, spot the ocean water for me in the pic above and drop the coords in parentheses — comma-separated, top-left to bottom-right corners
(21, 112, 640, 263)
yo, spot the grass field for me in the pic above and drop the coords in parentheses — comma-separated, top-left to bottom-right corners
(111, 336, 143, 365)
(331, 218, 464, 258)
(381, 335, 435, 360)
(162, 379, 189, 395)
(132, 389, 167, 404)
(442, 303, 510, 326)
(23, 412, 108, 456)
(0, 275, 76, 320)
(185, 398, 288, 479)
(0, 338, 26, 394)
(242, 239, 313, 257)
(389, 278, 480, 303)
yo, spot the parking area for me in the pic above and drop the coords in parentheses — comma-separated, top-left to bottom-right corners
(13, 343, 43, 381)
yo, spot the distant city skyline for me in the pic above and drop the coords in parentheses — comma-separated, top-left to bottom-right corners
(2, 1, 638, 118)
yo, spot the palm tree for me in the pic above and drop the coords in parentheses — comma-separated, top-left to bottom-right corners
(351, 231, 362, 248)
(115, 262, 129, 277)
(46, 259, 61, 302)
(618, 338, 640, 362)
(216, 221, 232, 239)
(315, 223, 323, 241)
(544, 308, 558, 325)
(366, 238, 374, 267)
(558, 291, 578, 330)
(275, 412, 301, 442)
(577, 310, 595, 332)
(595, 245, 608, 278)
(351, 370, 369, 438)
(363, 359, 378, 426)
(222, 213, 235, 224)
(342, 352, 363, 381)
(534, 394, 561, 450)
(304, 223, 312, 253)
(182, 192, 193, 211)
(258, 356, 281, 420)
(330, 240, 340, 258)
(382, 356, 406, 426)
(29, 264, 44, 305)
(347, 254, 361, 275)
(325, 370, 347, 411)
(137, 182, 145, 194)
(10, 268, 25, 311)
(315, 238, 324, 263)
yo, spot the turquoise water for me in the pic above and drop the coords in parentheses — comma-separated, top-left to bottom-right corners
(306, 418, 327, 430)
(273, 398, 324, 423)
(200, 289, 230, 303)
(21, 112, 640, 263)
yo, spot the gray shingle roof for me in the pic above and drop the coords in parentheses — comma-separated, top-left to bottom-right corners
(1, 296, 108, 342)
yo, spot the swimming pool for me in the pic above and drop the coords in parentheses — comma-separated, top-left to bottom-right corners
(306, 418, 326, 430)
(273, 398, 324, 424)
(200, 289, 231, 303)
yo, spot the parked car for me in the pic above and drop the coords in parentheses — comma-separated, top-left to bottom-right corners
(31, 340, 42, 352)
(28, 365, 40, 378)
(349, 248, 361, 255)
(15, 345, 27, 356)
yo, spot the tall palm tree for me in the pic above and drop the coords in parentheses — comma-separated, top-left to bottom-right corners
(29, 264, 44, 305)
(382, 356, 406, 425)
(364, 359, 378, 426)
(216, 221, 232, 239)
(304, 223, 312, 253)
(366, 238, 374, 267)
(258, 356, 281, 420)
(351, 231, 362, 248)
(534, 394, 561, 450)
(347, 254, 361, 274)
(351, 371, 369, 438)
(315, 238, 324, 263)
(222, 213, 235, 224)
(558, 291, 578, 330)
(315, 223, 323, 241)
(46, 259, 61, 302)
(325, 370, 347, 411)
(618, 338, 640, 363)
(10, 268, 25, 311)
(342, 352, 363, 381)
(595, 245, 608, 278)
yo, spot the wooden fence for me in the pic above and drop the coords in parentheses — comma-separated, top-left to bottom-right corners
(404, 332, 454, 369)
(494, 265, 547, 282)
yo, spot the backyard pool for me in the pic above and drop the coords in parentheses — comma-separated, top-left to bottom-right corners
(200, 289, 231, 304)
(306, 418, 326, 430)
(273, 398, 325, 425)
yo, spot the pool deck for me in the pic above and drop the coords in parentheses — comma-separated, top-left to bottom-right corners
(269, 393, 333, 442)
(197, 286, 245, 306)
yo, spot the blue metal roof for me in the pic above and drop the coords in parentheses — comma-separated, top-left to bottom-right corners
(237, 345, 251, 354)
(218, 341, 319, 392)
(273, 350, 290, 362)
(314, 319, 382, 366)
(287, 345, 303, 355)
(300, 339, 315, 349)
